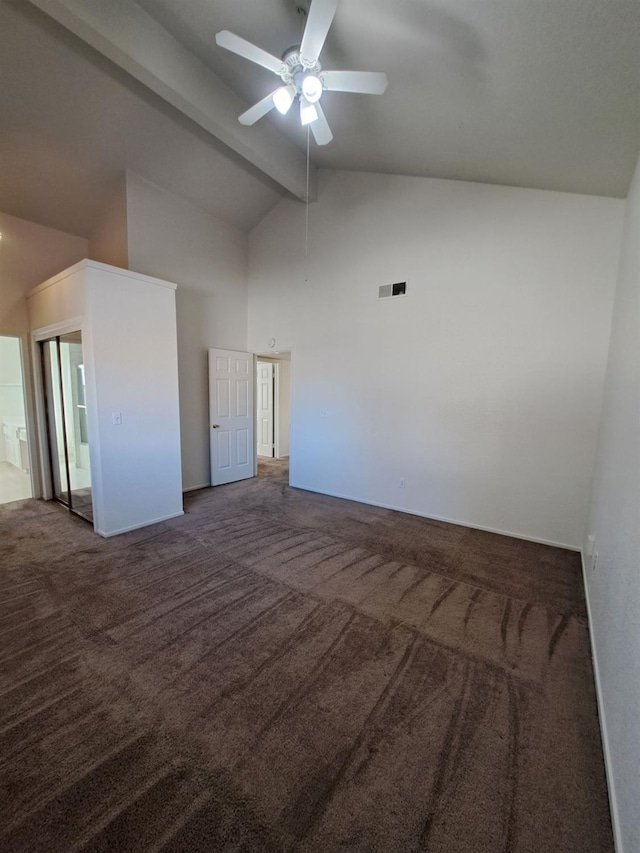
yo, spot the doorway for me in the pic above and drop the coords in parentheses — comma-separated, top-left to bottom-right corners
(0, 335, 32, 504)
(40, 332, 93, 521)
(208, 348, 292, 488)
(255, 352, 291, 480)
(256, 361, 275, 458)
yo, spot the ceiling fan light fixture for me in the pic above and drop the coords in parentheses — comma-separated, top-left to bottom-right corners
(273, 85, 295, 115)
(301, 74, 323, 104)
(216, 0, 389, 144)
(300, 96, 318, 125)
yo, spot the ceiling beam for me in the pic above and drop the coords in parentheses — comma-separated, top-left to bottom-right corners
(24, 0, 317, 202)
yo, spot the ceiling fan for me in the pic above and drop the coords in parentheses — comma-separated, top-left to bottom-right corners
(215, 0, 388, 145)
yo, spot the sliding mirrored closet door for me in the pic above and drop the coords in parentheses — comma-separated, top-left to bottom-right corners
(41, 332, 93, 521)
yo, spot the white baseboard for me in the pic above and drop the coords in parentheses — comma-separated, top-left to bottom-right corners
(182, 483, 210, 493)
(290, 483, 579, 551)
(580, 549, 623, 853)
(95, 510, 184, 538)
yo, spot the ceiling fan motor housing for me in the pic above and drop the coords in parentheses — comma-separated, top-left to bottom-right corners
(280, 48, 322, 99)
(215, 0, 387, 145)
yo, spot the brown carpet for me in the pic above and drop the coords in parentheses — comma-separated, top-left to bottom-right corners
(0, 458, 613, 852)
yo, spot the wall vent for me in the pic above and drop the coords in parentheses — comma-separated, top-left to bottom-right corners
(378, 282, 407, 299)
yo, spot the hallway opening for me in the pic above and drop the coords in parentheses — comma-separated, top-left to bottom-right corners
(0, 335, 32, 504)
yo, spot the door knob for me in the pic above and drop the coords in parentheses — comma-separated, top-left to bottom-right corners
(211, 423, 220, 429)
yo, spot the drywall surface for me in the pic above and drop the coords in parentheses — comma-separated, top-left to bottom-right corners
(87, 264, 183, 534)
(28, 261, 183, 535)
(277, 358, 291, 458)
(1, 217, 87, 494)
(0, 210, 87, 336)
(88, 173, 128, 268)
(27, 262, 87, 331)
(584, 154, 640, 852)
(0, 335, 22, 384)
(248, 170, 623, 547)
(0, 336, 27, 463)
(126, 173, 248, 490)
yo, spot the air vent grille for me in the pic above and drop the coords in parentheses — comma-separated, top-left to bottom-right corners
(378, 282, 407, 299)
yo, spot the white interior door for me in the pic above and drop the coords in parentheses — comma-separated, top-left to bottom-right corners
(209, 348, 254, 486)
(256, 361, 274, 457)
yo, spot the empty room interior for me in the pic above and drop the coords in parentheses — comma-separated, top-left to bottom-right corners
(0, 0, 638, 851)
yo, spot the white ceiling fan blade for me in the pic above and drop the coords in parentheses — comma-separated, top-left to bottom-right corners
(310, 102, 333, 145)
(216, 30, 284, 75)
(300, 0, 339, 64)
(321, 70, 388, 95)
(238, 92, 278, 125)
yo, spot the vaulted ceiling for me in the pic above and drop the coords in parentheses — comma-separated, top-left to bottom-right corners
(0, 2, 284, 236)
(137, 0, 640, 196)
(0, 0, 638, 239)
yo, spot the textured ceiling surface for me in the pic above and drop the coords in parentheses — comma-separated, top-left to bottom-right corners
(0, 0, 638, 240)
(136, 0, 640, 198)
(0, 3, 283, 237)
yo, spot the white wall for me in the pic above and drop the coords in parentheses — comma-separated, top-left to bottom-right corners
(0, 211, 88, 338)
(126, 173, 248, 490)
(87, 264, 182, 535)
(583, 154, 640, 853)
(277, 358, 291, 458)
(0, 336, 26, 462)
(248, 170, 624, 548)
(0, 335, 22, 381)
(28, 261, 183, 536)
(88, 173, 128, 268)
(0, 210, 88, 490)
(27, 262, 87, 332)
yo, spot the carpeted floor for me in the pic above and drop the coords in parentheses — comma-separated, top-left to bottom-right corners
(0, 458, 613, 851)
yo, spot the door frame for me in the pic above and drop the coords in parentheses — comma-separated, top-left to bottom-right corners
(31, 318, 86, 501)
(253, 347, 294, 481)
(208, 347, 256, 487)
(256, 359, 275, 458)
(273, 362, 281, 459)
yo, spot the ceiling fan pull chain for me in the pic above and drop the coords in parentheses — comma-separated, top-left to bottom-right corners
(305, 125, 310, 284)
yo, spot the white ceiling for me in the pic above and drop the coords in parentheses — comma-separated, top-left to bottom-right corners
(0, 2, 284, 236)
(0, 0, 638, 241)
(136, 0, 640, 197)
